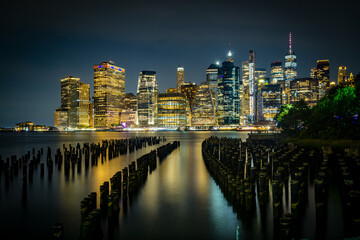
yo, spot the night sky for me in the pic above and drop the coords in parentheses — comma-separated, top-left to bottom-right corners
(1, 0, 359, 127)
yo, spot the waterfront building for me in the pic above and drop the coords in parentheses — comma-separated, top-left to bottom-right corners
(316, 59, 330, 99)
(261, 84, 282, 122)
(254, 68, 267, 122)
(78, 82, 91, 128)
(177, 66, 185, 92)
(54, 76, 91, 129)
(289, 78, 319, 107)
(192, 82, 216, 128)
(206, 63, 220, 123)
(345, 73, 356, 87)
(240, 60, 250, 126)
(137, 71, 158, 127)
(180, 82, 197, 126)
(337, 66, 347, 85)
(217, 51, 240, 126)
(157, 88, 186, 129)
(93, 61, 125, 128)
(121, 93, 137, 128)
(248, 50, 256, 124)
(270, 61, 284, 84)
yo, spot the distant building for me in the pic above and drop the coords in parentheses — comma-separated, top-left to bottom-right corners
(240, 60, 249, 126)
(14, 121, 49, 132)
(261, 84, 282, 122)
(93, 61, 125, 128)
(248, 50, 256, 123)
(255, 68, 267, 122)
(270, 61, 284, 84)
(217, 51, 240, 126)
(137, 71, 158, 127)
(316, 59, 330, 99)
(284, 32, 297, 105)
(310, 67, 317, 79)
(337, 66, 347, 85)
(54, 76, 91, 129)
(192, 82, 216, 128)
(181, 82, 198, 126)
(177, 66, 185, 92)
(206, 63, 220, 121)
(157, 88, 186, 129)
(290, 78, 319, 107)
(121, 93, 137, 128)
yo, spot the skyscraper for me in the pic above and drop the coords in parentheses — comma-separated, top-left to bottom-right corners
(255, 68, 267, 122)
(270, 61, 284, 84)
(157, 88, 186, 129)
(240, 60, 250, 126)
(177, 66, 185, 92)
(284, 32, 297, 81)
(261, 84, 282, 122)
(137, 71, 158, 127)
(316, 60, 330, 99)
(93, 61, 125, 128)
(248, 50, 256, 123)
(337, 66, 347, 85)
(290, 78, 319, 107)
(217, 51, 240, 126)
(121, 93, 137, 128)
(181, 82, 198, 126)
(54, 76, 91, 129)
(192, 82, 216, 128)
(284, 32, 297, 105)
(78, 82, 91, 128)
(206, 63, 220, 118)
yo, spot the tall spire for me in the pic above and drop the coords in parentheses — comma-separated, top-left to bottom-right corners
(289, 32, 292, 54)
(227, 50, 233, 62)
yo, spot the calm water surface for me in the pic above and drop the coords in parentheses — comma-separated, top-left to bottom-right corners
(0, 132, 343, 240)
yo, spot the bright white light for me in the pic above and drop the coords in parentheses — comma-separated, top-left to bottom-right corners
(228, 51, 232, 57)
(216, 61, 220, 65)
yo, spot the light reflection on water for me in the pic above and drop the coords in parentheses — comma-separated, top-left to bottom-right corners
(0, 131, 344, 240)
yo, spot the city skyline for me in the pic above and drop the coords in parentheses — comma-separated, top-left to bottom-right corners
(1, 0, 359, 127)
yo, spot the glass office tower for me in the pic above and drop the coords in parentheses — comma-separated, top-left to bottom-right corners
(93, 61, 125, 128)
(217, 51, 240, 126)
(137, 70, 158, 127)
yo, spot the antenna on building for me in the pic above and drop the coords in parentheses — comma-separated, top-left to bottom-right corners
(289, 32, 292, 54)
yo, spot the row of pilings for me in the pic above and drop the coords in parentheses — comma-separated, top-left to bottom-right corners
(0, 137, 165, 191)
(55, 140, 180, 240)
(202, 136, 360, 239)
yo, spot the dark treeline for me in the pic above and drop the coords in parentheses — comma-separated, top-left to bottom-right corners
(275, 74, 360, 139)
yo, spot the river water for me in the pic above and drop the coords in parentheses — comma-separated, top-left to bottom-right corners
(0, 132, 344, 240)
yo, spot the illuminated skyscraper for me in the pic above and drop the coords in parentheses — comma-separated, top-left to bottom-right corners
(217, 51, 240, 126)
(255, 68, 267, 122)
(316, 60, 330, 99)
(177, 66, 185, 92)
(290, 78, 319, 107)
(240, 60, 250, 126)
(137, 71, 158, 127)
(248, 50, 256, 123)
(284, 32, 297, 105)
(261, 84, 282, 122)
(337, 66, 347, 85)
(78, 82, 91, 128)
(284, 32, 297, 81)
(93, 61, 125, 128)
(157, 88, 186, 129)
(54, 76, 91, 129)
(206, 63, 220, 119)
(181, 82, 197, 126)
(121, 93, 137, 128)
(270, 61, 284, 84)
(192, 82, 216, 128)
